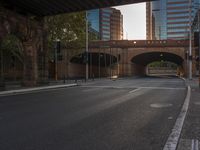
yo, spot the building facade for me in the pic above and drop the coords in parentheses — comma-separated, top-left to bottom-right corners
(87, 8, 123, 41)
(146, 0, 200, 40)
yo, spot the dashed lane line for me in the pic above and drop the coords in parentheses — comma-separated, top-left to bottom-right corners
(81, 85, 185, 90)
(128, 88, 141, 93)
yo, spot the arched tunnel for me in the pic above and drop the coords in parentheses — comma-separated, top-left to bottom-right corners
(68, 51, 185, 78)
(70, 52, 118, 66)
(70, 52, 118, 78)
(131, 52, 184, 76)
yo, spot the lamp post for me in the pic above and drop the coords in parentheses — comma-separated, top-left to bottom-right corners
(198, 9, 200, 88)
(85, 11, 89, 81)
(54, 40, 60, 81)
(0, 49, 3, 81)
(189, 0, 193, 80)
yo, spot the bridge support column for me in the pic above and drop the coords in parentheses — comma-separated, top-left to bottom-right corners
(0, 7, 49, 86)
(21, 18, 48, 86)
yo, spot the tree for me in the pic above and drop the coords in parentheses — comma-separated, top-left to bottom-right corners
(45, 11, 87, 79)
(45, 11, 86, 48)
(0, 34, 24, 81)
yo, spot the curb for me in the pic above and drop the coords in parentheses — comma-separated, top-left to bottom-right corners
(163, 85, 191, 150)
(0, 83, 78, 97)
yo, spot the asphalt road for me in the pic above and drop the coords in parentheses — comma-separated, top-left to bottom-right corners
(0, 76, 186, 150)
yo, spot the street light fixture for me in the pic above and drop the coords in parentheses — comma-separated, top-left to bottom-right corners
(54, 39, 60, 81)
(189, 0, 193, 80)
(86, 11, 89, 81)
(198, 9, 200, 88)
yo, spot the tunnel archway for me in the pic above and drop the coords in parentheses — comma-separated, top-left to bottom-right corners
(131, 52, 184, 76)
(70, 52, 118, 66)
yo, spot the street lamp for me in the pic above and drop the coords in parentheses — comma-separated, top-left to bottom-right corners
(189, 0, 193, 80)
(85, 11, 89, 81)
(54, 39, 60, 81)
(198, 9, 200, 88)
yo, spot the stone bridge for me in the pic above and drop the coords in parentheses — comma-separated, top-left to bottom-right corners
(68, 40, 196, 78)
(0, 0, 153, 86)
(0, 0, 197, 85)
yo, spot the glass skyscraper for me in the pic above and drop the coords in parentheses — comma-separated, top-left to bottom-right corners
(87, 8, 123, 41)
(147, 0, 200, 40)
(87, 9, 100, 40)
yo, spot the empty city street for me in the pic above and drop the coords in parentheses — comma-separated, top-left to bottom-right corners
(0, 76, 186, 150)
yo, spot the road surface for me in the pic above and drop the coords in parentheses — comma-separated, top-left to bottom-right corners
(0, 76, 186, 150)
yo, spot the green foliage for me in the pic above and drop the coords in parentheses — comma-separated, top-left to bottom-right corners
(0, 34, 24, 63)
(45, 11, 86, 48)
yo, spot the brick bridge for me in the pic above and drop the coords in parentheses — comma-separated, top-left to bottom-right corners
(68, 40, 196, 78)
(0, 0, 152, 86)
(0, 0, 197, 85)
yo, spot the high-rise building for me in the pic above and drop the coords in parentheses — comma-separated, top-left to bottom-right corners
(87, 9, 100, 40)
(110, 8, 123, 40)
(87, 8, 123, 41)
(146, 0, 200, 40)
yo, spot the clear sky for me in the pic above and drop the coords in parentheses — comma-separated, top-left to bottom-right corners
(114, 2, 146, 40)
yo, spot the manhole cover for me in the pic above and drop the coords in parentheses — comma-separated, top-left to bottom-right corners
(150, 103, 173, 108)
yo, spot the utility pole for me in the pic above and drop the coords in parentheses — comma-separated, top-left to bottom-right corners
(86, 11, 89, 81)
(189, 0, 193, 80)
(198, 9, 200, 88)
(0, 49, 3, 81)
(98, 49, 101, 79)
(54, 41, 59, 81)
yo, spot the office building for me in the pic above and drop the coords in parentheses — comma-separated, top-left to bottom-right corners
(146, 0, 200, 40)
(87, 8, 123, 41)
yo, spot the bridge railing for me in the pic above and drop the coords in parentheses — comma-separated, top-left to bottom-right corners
(89, 40, 189, 48)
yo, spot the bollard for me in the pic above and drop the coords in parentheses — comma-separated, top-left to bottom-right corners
(199, 75, 200, 89)
(63, 75, 66, 84)
(92, 74, 94, 81)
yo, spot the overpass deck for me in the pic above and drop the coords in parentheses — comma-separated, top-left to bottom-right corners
(1, 0, 153, 16)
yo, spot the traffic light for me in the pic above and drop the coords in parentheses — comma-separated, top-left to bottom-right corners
(83, 52, 88, 64)
(56, 41, 61, 53)
(194, 32, 199, 47)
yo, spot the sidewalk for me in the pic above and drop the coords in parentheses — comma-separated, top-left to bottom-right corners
(0, 78, 105, 96)
(0, 83, 78, 96)
(177, 78, 200, 150)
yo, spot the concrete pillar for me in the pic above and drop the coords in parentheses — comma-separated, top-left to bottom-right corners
(0, 7, 48, 86)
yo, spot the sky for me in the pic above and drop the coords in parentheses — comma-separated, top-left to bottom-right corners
(114, 3, 146, 40)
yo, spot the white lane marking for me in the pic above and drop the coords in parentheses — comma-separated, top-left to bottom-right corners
(81, 86, 185, 90)
(82, 88, 102, 92)
(150, 103, 173, 108)
(129, 88, 141, 93)
(0, 84, 77, 97)
(191, 139, 199, 150)
(193, 102, 200, 105)
(139, 87, 185, 90)
(168, 117, 173, 120)
(163, 86, 191, 150)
